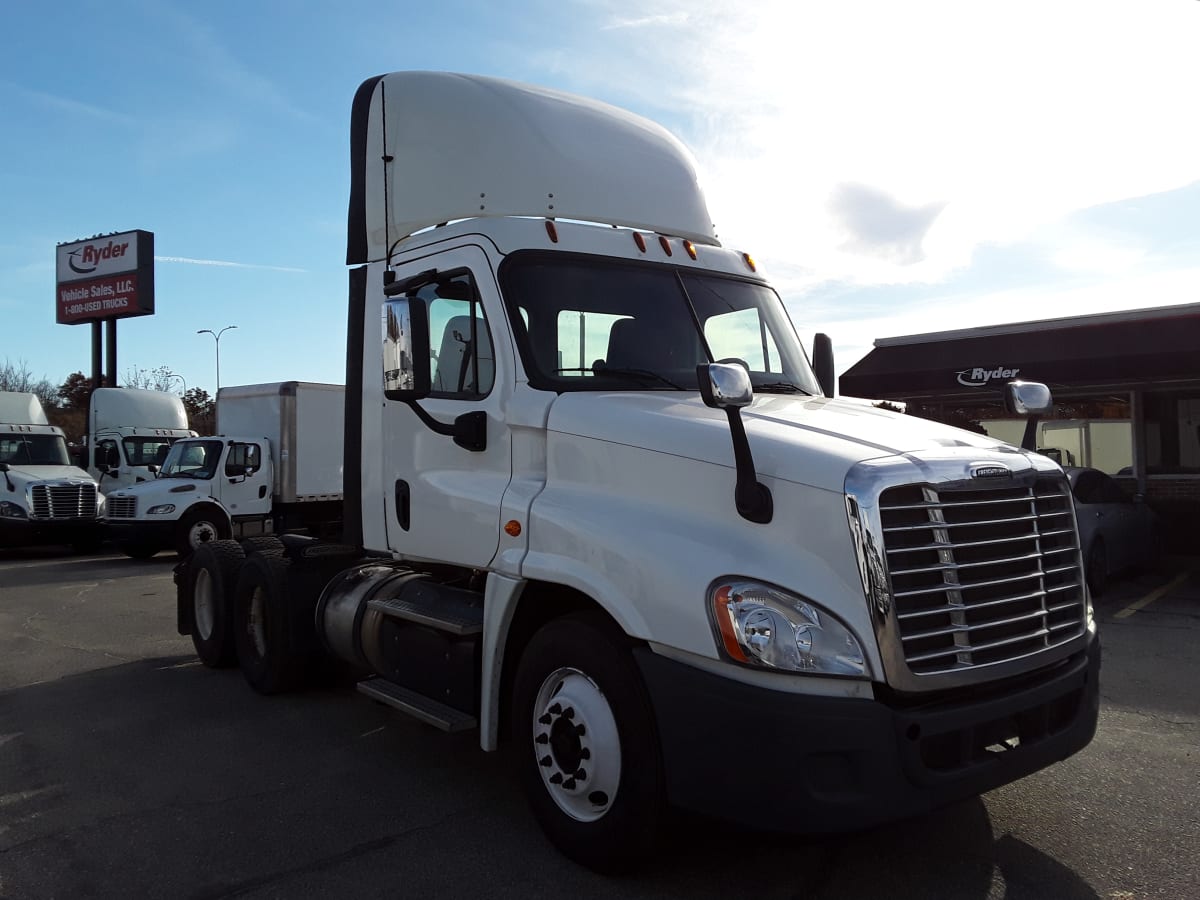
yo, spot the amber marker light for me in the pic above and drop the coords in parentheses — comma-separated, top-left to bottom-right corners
(504, 520, 522, 537)
(712, 585, 748, 662)
(545, 220, 559, 243)
(684, 240, 698, 260)
(743, 252, 757, 272)
(633, 232, 646, 252)
(658, 235, 673, 256)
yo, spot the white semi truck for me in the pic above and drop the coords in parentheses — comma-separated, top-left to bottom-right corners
(175, 72, 1100, 872)
(106, 382, 343, 558)
(86, 387, 197, 493)
(0, 391, 104, 551)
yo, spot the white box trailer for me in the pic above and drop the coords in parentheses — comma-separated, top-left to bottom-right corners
(106, 382, 343, 557)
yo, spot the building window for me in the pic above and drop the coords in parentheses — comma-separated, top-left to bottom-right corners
(1144, 391, 1200, 475)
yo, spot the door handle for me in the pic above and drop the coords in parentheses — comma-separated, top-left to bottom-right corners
(395, 479, 410, 531)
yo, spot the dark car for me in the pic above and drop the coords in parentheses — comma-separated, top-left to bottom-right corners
(1064, 466, 1159, 595)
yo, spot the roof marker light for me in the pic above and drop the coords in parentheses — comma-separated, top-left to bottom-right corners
(633, 232, 646, 252)
(684, 240, 697, 260)
(658, 235, 672, 256)
(743, 252, 757, 272)
(545, 220, 558, 243)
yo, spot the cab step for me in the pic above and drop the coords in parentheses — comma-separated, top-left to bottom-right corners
(356, 678, 478, 732)
(367, 581, 484, 635)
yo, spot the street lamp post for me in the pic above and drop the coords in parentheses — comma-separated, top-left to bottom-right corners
(197, 325, 237, 393)
(164, 372, 187, 395)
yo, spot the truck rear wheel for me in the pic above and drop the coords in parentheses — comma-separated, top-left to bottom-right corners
(176, 507, 229, 558)
(234, 552, 303, 695)
(511, 612, 665, 874)
(186, 541, 245, 668)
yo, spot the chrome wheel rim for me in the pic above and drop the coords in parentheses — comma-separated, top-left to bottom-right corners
(532, 667, 620, 823)
(189, 519, 218, 549)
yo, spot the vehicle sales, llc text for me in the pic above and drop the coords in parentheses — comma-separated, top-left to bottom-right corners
(60, 280, 134, 316)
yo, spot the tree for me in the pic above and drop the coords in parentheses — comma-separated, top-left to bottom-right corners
(58, 372, 95, 411)
(183, 387, 215, 434)
(0, 359, 58, 408)
(123, 365, 184, 393)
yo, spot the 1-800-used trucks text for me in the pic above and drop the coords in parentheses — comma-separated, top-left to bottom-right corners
(175, 72, 1099, 872)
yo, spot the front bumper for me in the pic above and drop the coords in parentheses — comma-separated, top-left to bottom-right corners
(635, 638, 1101, 834)
(0, 516, 105, 548)
(106, 519, 174, 550)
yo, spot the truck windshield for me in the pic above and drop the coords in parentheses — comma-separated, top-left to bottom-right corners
(123, 436, 178, 468)
(158, 439, 224, 480)
(0, 433, 71, 466)
(499, 252, 822, 395)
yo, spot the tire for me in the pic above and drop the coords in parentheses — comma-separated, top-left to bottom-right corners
(119, 543, 161, 560)
(234, 551, 304, 695)
(239, 535, 285, 557)
(175, 507, 229, 558)
(1086, 539, 1108, 598)
(511, 612, 665, 874)
(185, 541, 245, 667)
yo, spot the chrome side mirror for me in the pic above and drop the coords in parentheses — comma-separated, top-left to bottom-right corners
(1003, 380, 1053, 416)
(697, 362, 753, 410)
(383, 299, 432, 400)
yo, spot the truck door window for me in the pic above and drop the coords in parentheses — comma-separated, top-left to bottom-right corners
(410, 270, 495, 400)
(123, 437, 174, 467)
(225, 443, 262, 477)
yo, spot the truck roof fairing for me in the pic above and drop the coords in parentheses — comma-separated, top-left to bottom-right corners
(346, 71, 719, 266)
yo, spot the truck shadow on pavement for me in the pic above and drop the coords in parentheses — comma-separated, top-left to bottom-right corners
(0, 657, 1100, 900)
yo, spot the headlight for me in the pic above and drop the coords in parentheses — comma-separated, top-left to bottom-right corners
(709, 579, 866, 676)
(147, 504, 176, 515)
(0, 501, 28, 519)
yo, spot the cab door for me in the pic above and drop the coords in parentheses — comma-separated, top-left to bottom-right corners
(379, 244, 513, 568)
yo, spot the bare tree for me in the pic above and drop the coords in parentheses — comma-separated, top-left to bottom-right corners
(123, 365, 183, 393)
(0, 358, 58, 407)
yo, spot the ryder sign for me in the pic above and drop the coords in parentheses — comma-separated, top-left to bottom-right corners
(56, 230, 155, 324)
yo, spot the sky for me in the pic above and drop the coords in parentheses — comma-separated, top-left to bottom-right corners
(2, 0, 1198, 399)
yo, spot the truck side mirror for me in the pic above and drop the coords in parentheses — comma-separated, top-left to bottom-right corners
(812, 333, 835, 398)
(697, 363, 772, 524)
(383, 298, 432, 401)
(1003, 380, 1053, 451)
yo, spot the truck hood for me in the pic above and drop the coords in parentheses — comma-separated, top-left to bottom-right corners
(547, 392, 1021, 493)
(2, 465, 96, 486)
(108, 477, 210, 501)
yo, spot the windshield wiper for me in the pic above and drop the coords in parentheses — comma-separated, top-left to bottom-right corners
(754, 381, 811, 395)
(594, 367, 685, 390)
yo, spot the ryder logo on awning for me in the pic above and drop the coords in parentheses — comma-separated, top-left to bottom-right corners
(956, 366, 1020, 387)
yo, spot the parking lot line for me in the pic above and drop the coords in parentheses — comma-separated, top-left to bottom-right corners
(1114, 572, 1190, 619)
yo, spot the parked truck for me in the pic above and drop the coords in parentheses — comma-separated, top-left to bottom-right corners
(86, 387, 197, 493)
(0, 391, 104, 551)
(175, 72, 1100, 872)
(107, 382, 343, 558)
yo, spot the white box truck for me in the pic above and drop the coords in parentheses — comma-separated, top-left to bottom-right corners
(106, 382, 342, 558)
(86, 387, 197, 492)
(0, 391, 104, 551)
(175, 73, 1099, 873)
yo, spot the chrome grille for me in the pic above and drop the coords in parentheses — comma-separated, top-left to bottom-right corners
(106, 496, 138, 519)
(880, 476, 1085, 676)
(30, 483, 99, 520)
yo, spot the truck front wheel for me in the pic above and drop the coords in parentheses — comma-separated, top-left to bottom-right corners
(176, 507, 229, 558)
(511, 612, 665, 874)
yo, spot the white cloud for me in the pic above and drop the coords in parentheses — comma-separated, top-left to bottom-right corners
(569, 0, 1200, 286)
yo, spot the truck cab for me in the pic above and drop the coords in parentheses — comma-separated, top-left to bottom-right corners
(86, 388, 197, 493)
(106, 436, 272, 557)
(176, 72, 1100, 873)
(0, 391, 104, 551)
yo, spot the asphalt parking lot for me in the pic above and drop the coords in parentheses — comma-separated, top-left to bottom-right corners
(1, 547, 1196, 899)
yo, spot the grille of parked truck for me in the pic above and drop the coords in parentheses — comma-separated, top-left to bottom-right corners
(172, 72, 1100, 873)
